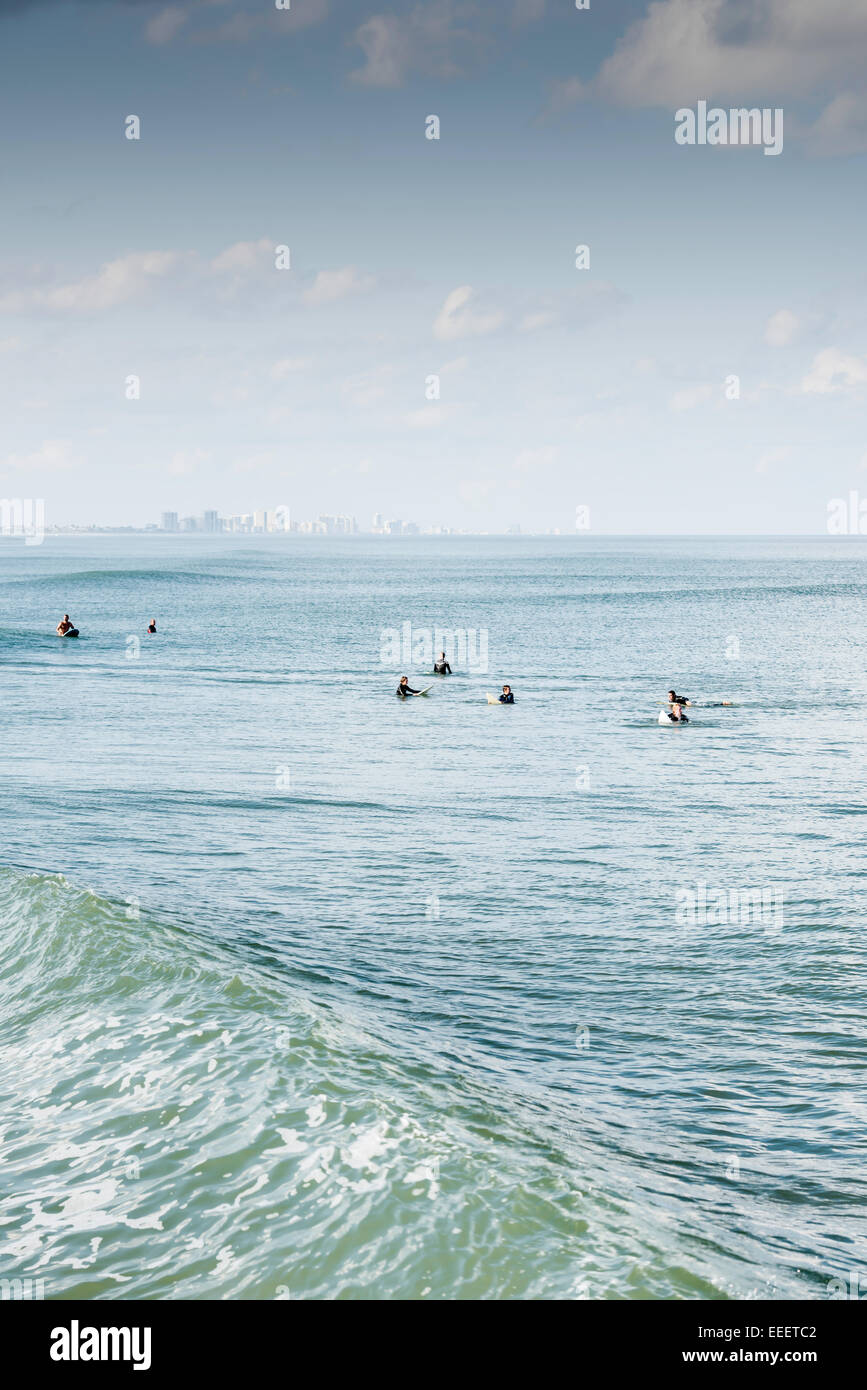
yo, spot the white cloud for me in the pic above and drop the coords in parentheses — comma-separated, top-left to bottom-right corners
(756, 446, 791, 474)
(801, 348, 867, 394)
(670, 383, 714, 411)
(804, 91, 867, 157)
(512, 0, 546, 24)
(405, 407, 448, 429)
(146, 0, 328, 46)
(765, 309, 800, 347)
(433, 286, 505, 341)
(514, 447, 558, 472)
(271, 358, 311, 379)
(559, 0, 867, 109)
(210, 238, 273, 275)
(341, 366, 394, 408)
(520, 310, 558, 332)
(145, 7, 188, 45)
(350, 4, 484, 88)
(0, 438, 77, 472)
(0, 251, 179, 314)
(0, 236, 290, 316)
(303, 266, 374, 306)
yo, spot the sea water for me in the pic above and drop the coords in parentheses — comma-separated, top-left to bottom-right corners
(1, 535, 865, 1300)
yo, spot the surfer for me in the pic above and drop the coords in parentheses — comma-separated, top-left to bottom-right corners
(147, 619, 157, 634)
(499, 684, 515, 704)
(433, 651, 452, 675)
(397, 676, 421, 698)
(56, 614, 76, 636)
(664, 689, 688, 723)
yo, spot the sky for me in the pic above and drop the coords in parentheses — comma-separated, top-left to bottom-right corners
(0, 0, 866, 532)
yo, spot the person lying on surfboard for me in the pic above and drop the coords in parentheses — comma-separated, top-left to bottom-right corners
(397, 676, 422, 697)
(499, 685, 515, 704)
(433, 651, 452, 675)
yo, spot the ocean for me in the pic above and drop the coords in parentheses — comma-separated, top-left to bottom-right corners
(1, 535, 865, 1300)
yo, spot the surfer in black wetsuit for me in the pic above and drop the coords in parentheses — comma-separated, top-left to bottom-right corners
(499, 684, 515, 704)
(666, 689, 689, 722)
(397, 676, 421, 697)
(147, 619, 157, 634)
(433, 651, 451, 675)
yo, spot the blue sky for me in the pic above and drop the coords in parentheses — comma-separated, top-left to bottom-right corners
(1, 0, 865, 531)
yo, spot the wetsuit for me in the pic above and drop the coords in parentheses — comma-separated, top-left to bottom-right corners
(499, 691, 515, 704)
(434, 660, 451, 674)
(397, 683, 420, 697)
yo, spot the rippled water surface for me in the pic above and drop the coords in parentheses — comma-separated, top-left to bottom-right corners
(1, 535, 866, 1299)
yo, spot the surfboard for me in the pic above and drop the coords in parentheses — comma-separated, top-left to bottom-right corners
(658, 710, 688, 724)
(415, 685, 433, 696)
(486, 693, 499, 704)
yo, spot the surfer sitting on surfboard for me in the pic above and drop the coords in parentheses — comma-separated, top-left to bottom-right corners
(397, 676, 421, 698)
(56, 614, 77, 636)
(433, 651, 452, 675)
(499, 685, 515, 704)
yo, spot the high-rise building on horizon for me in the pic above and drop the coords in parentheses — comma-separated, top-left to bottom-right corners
(161, 512, 179, 533)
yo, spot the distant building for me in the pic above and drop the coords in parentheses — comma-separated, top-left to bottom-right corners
(372, 512, 384, 533)
(161, 511, 179, 533)
(203, 510, 221, 533)
(385, 519, 403, 535)
(180, 516, 198, 532)
(253, 510, 268, 532)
